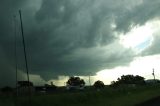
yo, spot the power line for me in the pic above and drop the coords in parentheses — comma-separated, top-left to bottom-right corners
(13, 14, 18, 106)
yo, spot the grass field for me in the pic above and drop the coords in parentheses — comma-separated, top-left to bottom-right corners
(1, 85, 160, 106)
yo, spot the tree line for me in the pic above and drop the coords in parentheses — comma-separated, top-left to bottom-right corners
(66, 74, 146, 90)
(0, 74, 156, 94)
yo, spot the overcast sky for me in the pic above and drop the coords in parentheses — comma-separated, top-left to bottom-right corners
(0, 0, 160, 87)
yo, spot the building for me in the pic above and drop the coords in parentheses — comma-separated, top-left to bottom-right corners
(17, 81, 35, 95)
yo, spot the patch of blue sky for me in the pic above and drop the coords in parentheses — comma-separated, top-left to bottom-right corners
(135, 38, 151, 50)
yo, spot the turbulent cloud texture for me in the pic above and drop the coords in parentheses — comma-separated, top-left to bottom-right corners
(0, 0, 160, 86)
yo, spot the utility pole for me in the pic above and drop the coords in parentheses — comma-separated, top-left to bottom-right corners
(19, 10, 31, 98)
(13, 15, 18, 96)
(19, 10, 30, 84)
(13, 15, 18, 106)
(152, 68, 156, 82)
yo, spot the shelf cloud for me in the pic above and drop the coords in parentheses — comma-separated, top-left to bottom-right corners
(0, 0, 160, 86)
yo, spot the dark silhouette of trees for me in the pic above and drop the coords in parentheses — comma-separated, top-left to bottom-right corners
(1, 86, 13, 93)
(111, 75, 145, 87)
(93, 80, 105, 89)
(67, 77, 85, 87)
(1, 86, 13, 95)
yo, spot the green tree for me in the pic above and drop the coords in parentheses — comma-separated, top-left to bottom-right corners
(93, 80, 105, 89)
(111, 75, 145, 87)
(67, 77, 85, 87)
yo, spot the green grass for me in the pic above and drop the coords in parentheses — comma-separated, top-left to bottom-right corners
(1, 85, 160, 106)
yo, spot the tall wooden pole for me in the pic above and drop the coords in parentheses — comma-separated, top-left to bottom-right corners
(152, 68, 156, 82)
(13, 15, 19, 106)
(19, 10, 30, 84)
(13, 15, 18, 96)
(19, 10, 31, 98)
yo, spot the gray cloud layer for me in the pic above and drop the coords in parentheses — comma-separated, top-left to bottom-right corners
(0, 0, 160, 86)
(142, 34, 160, 56)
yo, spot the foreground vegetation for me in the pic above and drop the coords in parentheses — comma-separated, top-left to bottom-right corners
(1, 84, 160, 106)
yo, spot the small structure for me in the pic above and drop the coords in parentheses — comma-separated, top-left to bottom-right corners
(35, 83, 57, 94)
(145, 79, 160, 84)
(35, 86, 46, 94)
(18, 81, 33, 86)
(66, 85, 84, 90)
(17, 81, 35, 95)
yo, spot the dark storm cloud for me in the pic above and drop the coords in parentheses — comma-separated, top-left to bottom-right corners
(0, 0, 41, 86)
(0, 0, 160, 85)
(0, 47, 15, 87)
(27, 0, 135, 79)
(0, 0, 23, 86)
(115, 0, 160, 33)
